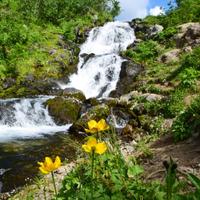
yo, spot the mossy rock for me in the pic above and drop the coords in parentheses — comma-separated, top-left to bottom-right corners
(62, 88, 86, 102)
(69, 104, 110, 133)
(46, 97, 82, 124)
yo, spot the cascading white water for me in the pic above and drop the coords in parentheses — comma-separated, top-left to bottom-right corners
(59, 21, 135, 98)
(0, 97, 70, 142)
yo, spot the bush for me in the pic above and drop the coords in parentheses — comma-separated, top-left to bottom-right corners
(124, 40, 160, 63)
(172, 96, 200, 141)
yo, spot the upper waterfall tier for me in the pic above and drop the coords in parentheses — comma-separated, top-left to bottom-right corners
(59, 21, 135, 98)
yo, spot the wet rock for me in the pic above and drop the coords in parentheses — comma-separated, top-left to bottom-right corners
(46, 97, 82, 124)
(62, 88, 86, 102)
(158, 49, 181, 63)
(176, 23, 200, 48)
(80, 53, 95, 68)
(108, 106, 138, 128)
(111, 61, 143, 97)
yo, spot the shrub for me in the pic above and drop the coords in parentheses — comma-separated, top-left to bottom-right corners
(172, 96, 200, 141)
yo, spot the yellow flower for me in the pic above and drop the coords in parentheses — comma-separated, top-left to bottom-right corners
(38, 156, 61, 174)
(82, 137, 107, 155)
(85, 119, 110, 133)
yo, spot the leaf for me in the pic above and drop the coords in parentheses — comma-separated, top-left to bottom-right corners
(188, 173, 200, 190)
(127, 165, 144, 178)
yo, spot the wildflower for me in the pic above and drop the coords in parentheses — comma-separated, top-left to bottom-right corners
(38, 156, 61, 174)
(85, 119, 110, 133)
(82, 137, 107, 155)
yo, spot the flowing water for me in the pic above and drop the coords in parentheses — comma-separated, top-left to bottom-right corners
(59, 21, 135, 98)
(0, 21, 134, 193)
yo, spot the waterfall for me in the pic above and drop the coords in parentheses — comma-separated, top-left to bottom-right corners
(0, 97, 70, 142)
(59, 21, 135, 98)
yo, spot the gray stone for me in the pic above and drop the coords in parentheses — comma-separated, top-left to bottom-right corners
(159, 49, 181, 63)
(148, 24, 164, 37)
(176, 23, 200, 48)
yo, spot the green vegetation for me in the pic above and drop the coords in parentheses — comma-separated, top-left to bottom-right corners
(0, 0, 120, 98)
(3, 0, 200, 199)
(172, 95, 200, 141)
(145, 0, 200, 27)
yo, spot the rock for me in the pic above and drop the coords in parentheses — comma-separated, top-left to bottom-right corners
(183, 46, 193, 53)
(62, 88, 86, 102)
(110, 61, 143, 97)
(49, 49, 57, 55)
(107, 107, 138, 129)
(158, 49, 181, 63)
(46, 97, 82, 124)
(147, 24, 164, 38)
(80, 53, 95, 68)
(2, 78, 16, 89)
(176, 23, 200, 48)
(141, 93, 164, 102)
(69, 104, 110, 133)
(129, 19, 163, 40)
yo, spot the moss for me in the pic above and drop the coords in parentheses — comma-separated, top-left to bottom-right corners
(46, 97, 82, 124)
(62, 89, 86, 102)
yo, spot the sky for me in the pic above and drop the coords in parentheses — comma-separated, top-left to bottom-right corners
(116, 0, 171, 21)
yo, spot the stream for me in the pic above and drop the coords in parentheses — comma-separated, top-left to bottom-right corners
(0, 21, 134, 193)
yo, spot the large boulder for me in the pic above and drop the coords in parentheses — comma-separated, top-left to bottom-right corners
(129, 18, 163, 40)
(147, 24, 164, 38)
(158, 49, 181, 63)
(46, 97, 82, 124)
(110, 60, 143, 97)
(62, 88, 86, 102)
(175, 23, 200, 48)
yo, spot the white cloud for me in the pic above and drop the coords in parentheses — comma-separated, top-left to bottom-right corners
(149, 6, 165, 16)
(117, 0, 149, 21)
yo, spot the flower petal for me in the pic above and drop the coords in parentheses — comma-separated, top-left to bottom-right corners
(86, 137, 97, 147)
(84, 128, 97, 134)
(95, 142, 107, 154)
(54, 156, 61, 169)
(87, 120, 98, 130)
(82, 144, 92, 153)
(37, 162, 44, 167)
(97, 119, 109, 131)
(39, 166, 49, 174)
(44, 157, 53, 166)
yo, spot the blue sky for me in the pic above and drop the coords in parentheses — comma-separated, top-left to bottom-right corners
(117, 0, 172, 21)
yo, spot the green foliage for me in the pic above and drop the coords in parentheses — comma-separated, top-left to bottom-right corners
(58, 128, 161, 200)
(163, 89, 187, 118)
(179, 68, 200, 88)
(124, 40, 161, 63)
(155, 27, 178, 47)
(172, 95, 200, 141)
(18, 0, 120, 25)
(181, 47, 200, 70)
(161, 0, 199, 27)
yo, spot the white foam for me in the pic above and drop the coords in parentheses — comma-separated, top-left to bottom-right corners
(0, 97, 71, 142)
(60, 21, 135, 98)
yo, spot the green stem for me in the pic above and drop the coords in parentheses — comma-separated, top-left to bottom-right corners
(91, 150, 95, 199)
(97, 131, 102, 141)
(51, 171, 58, 198)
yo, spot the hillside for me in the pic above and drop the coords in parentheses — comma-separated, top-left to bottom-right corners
(1, 0, 200, 199)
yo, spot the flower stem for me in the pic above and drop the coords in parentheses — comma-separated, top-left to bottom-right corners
(91, 150, 95, 199)
(51, 172, 58, 198)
